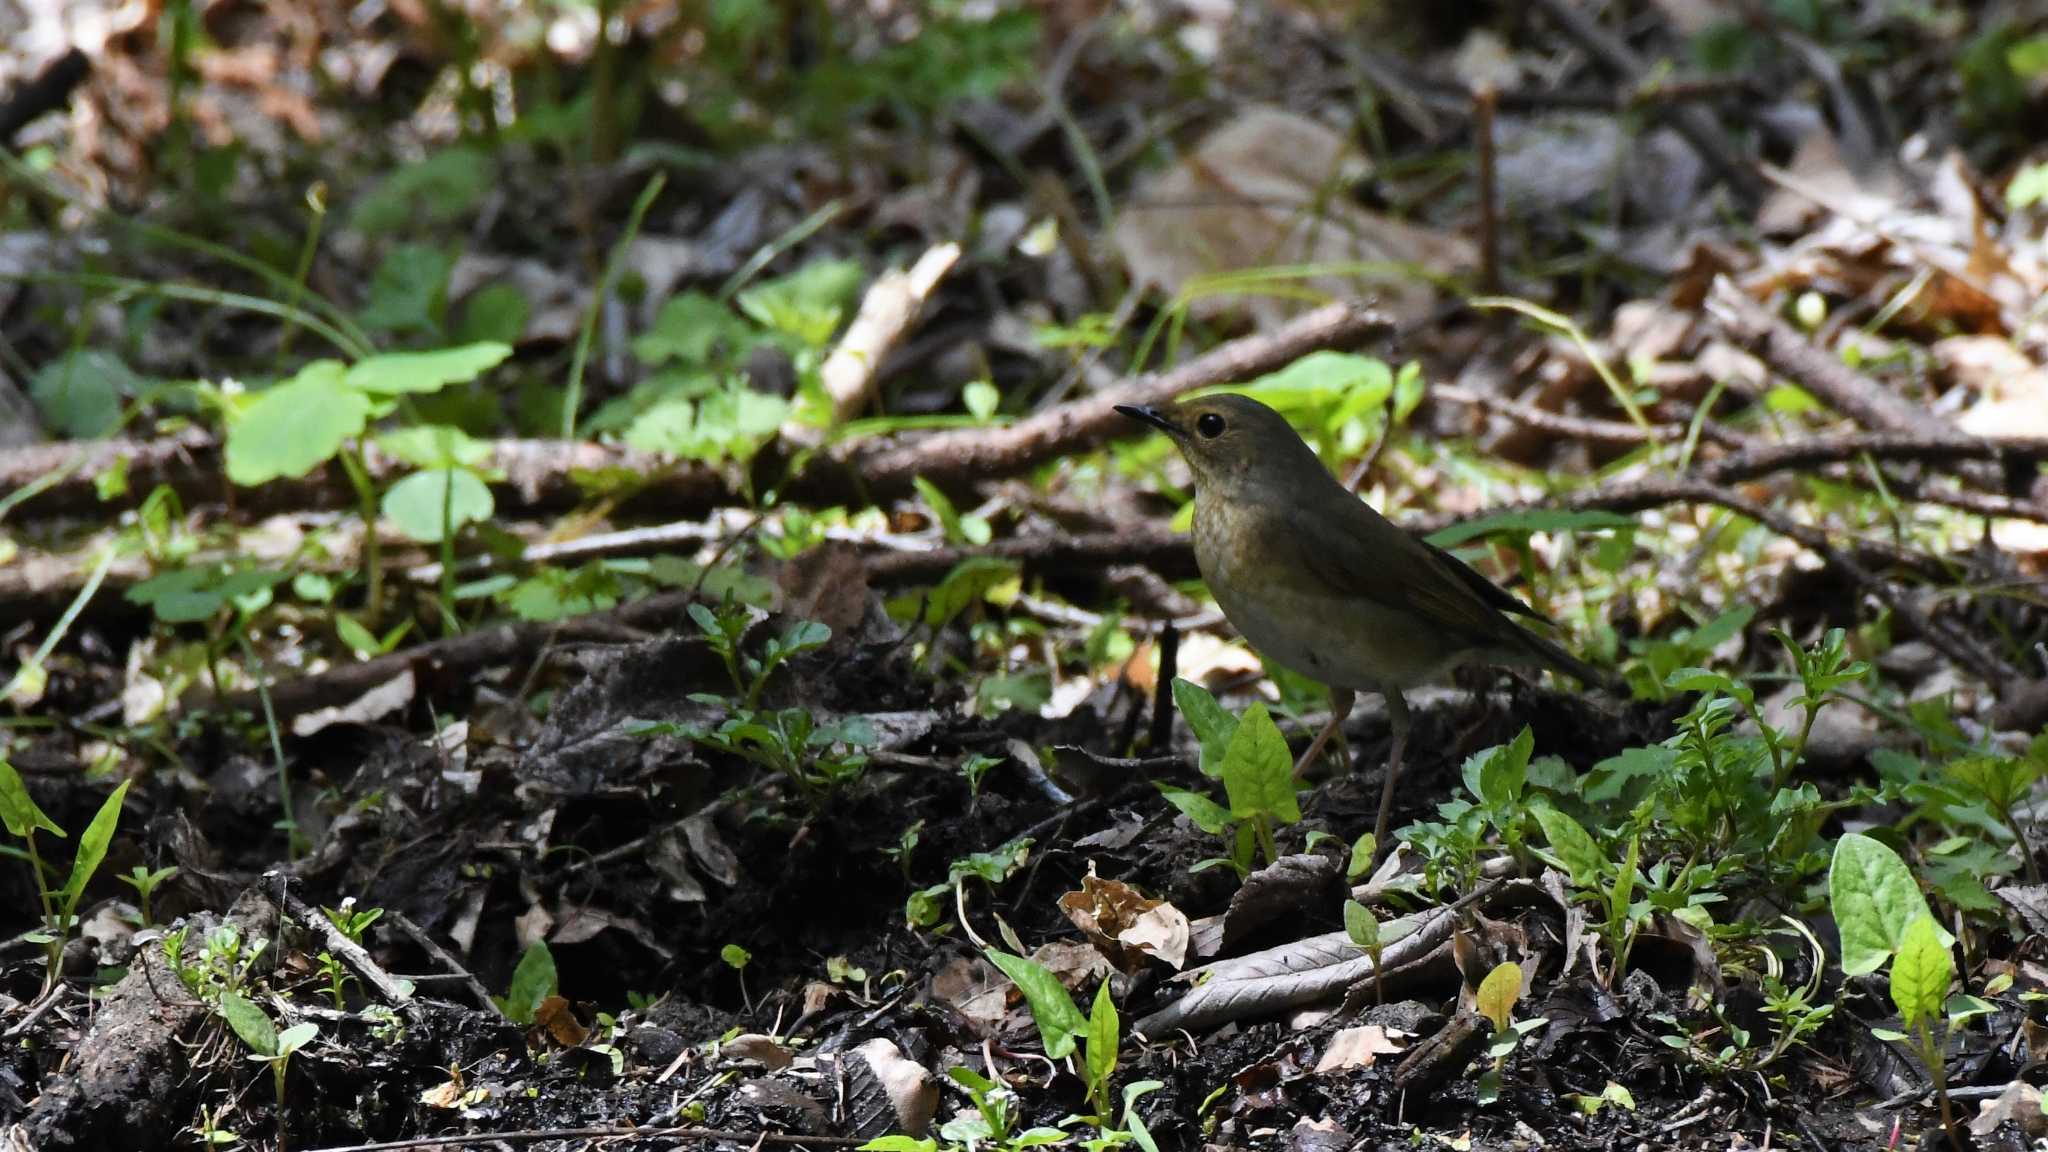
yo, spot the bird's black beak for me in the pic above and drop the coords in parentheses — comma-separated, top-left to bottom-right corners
(1114, 403, 1180, 438)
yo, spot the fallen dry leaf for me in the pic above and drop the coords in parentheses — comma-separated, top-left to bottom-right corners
(1115, 106, 1474, 327)
(1313, 1024, 1404, 1073)
(1059, 869, 1191, 971)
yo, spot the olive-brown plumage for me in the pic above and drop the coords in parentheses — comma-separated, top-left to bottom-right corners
(1118, 393, 1601, 863)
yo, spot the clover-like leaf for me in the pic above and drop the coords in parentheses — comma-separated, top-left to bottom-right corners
(225, 362, 368, 485)
(381, 468, 494, 543)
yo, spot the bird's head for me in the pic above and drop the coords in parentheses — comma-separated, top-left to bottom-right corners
(1115, 393, 1331, 498)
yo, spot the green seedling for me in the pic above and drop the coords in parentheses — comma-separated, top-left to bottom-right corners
(690, 602, 832, 707)
(905, 837, 1032, 932)
(1155, 680, 1301, 873)
(0, 758, 129, 989)
(492, 940, 557, 1025)
(982, 949, 1135, 1134)
(1342, 900, 1416, 1005)
(220, 992, 316, 1152)
(119, 864, 179, 927)
(162, 922, 267, 1005)
(722, 943, 754, 1013)
(1475, 961, 1546, 1106)
(1874, 915, 1963, 1152)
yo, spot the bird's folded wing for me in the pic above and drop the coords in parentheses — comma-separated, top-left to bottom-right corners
(1277, 499, 1519, 652)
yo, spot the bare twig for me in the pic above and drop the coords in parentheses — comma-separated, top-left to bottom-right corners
(385, 912, 492, 1010)
(269, 875, 417, 1008)
(1434, 384, 1747, 449)
(813, 242, 962, 426)
(3, 304, 1392, 526)
(1704, 276, 1959, 437)
(839, 302, 1396, 497)
(1472, 84, 1501, 295)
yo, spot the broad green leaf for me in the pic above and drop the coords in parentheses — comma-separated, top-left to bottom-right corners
(859, 1138, 938, 1152)
(125, 567, 224, 624)
(1343, 900, 1379, 950)
(276, 1022, 319, 1055)
(1085, 981, 1119, 1093)
(1463, 728, 1532, 809)
(633, 292, 756, 366)
(345, 343, 512, 396)
(1476, 962, 1522, 1034)
(1220, 703, 1298, 824)
(1170, 678, 1237, 775)
(1426, 509, 1634, 549)
(963, 379, 1000, 422)
(358, 243, 453, 334)
(1533, 805, 1604, 889)
(455, 282, 531, 345)
(30, 349, 141, 438)
(350, 146, 492, 234)
(496, 941, 557, 1024)
(225, 363, 369, 485)
(1240, 351, 1392, 408)
(737, 259, 864, 347)
(721, 943, 752, 968)
(376, 424, 491, 469)
(220, 992, 278, 1056)
(920, 557, 1019, 629)
(0, 756, 62, 839)
(985, 948, 1087, 1059)
(1830, 833, 1945, 976)
(624, 398, 697, 455)
(1580, 745, 1675, 805)
(1664, 666, 1755, 710)
(381, 468, 494, 543)
(58, 780, 129, 917)
(1889, 914, 1952, 1033)
(2009, 161, 2048, 210)
(1157, 785, 1234, 834)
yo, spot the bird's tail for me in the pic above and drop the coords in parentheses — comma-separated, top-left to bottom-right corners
(1508, 624, 1615, 691)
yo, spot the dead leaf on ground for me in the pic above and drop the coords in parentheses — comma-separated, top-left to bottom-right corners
(1030, 938, 1116, 989)
(1313, 1024, 1405, 1073)
(1971, 1081, 2047, 1139)
(533, 996, 589, 1047)
(1058, 868, 1191, 971)
(931, 956, 1009, 1035)
(292, 669, 417, 737)
(1114, 106, 1474, 327)
(724, 1033, 795, 1070)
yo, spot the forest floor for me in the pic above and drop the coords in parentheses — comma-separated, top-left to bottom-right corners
(2, 2, 2048, 1150)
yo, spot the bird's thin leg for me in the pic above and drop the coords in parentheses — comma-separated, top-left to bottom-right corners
(1371, 687, 1410, 866)
(1294, 687, 1355, 775)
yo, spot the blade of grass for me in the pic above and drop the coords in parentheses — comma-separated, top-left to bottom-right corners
(562, 171, 666, 439)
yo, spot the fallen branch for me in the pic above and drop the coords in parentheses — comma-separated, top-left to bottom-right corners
(1434, 384, 1744, 449)
(812, 242, 961, 426)
(2, 302, 1392, 525)
(1698, 430, 2048, 484)
(269, 875, 418, 1008)
(1704, 276, 1964, 437)
(816, 301, 1396, 499)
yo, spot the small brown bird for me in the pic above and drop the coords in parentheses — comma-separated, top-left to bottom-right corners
(1117, 393, 1602, 862)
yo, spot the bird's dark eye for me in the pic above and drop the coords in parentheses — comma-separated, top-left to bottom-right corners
(1195, 412, 1225, 438)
